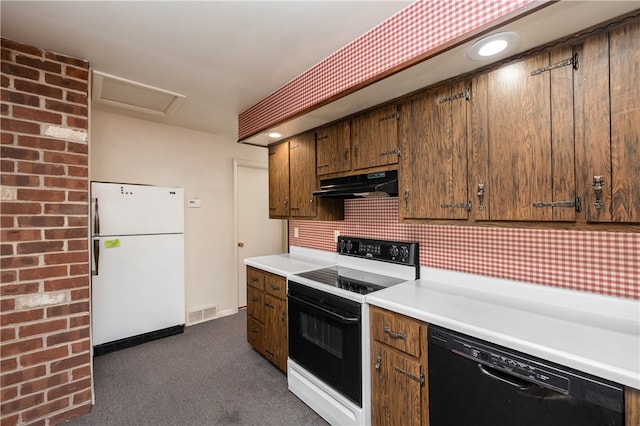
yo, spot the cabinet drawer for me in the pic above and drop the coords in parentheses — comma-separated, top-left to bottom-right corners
(265, 274, 286, 299)
(247, 286, 265, 322)
(371, 306, 422, 358)
(247, 266, 265, 290)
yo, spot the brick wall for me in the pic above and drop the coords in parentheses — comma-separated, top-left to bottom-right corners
(1, 38, 92, 425)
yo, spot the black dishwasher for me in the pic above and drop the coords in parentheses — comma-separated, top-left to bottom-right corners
(428, 325, 624, 426)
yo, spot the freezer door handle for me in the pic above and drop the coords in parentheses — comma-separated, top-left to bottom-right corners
(92, 238, 100, 276)
(92, 197, 100, 235)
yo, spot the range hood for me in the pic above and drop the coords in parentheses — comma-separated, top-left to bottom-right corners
(313, 170, 398, 199)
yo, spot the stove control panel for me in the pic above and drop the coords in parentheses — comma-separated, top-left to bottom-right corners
(337, 236, 419, 267)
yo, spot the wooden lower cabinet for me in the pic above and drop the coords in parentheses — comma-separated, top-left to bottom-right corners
(246, 266, 287, 373)
(370, 306, 429, 426)
(626, 387, 640, 426)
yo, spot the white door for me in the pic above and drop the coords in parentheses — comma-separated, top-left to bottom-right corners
(234, 160, 286, 307)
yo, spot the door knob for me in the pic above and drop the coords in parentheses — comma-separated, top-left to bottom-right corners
(237, 242, 244, 247)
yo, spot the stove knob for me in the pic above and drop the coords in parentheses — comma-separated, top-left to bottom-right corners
(390, 246, 399, 257)
(346, 241, 353, 252)
(401, 246, 410, 260)
(339, 239, 346, 251)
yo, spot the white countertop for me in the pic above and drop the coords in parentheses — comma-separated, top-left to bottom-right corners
(243, 246, 337, 276)
(367, 267, 640, 390)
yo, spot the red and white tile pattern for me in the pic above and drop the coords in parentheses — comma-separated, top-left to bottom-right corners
(289, 198, 640, 299)
(239, 0, 535, 140)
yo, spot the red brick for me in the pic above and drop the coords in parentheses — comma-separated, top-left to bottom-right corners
(44, 51, 87, 68)
(18, 135, 66, 151)
(20, 346, 69, 367)
(42, 151, 87, 166)
(13, 105, 62, 125)
(0, 308, 44, 327)
(17, 216, 65, 227)
(1, 62, 40, 80)
(1, 73, 9, 88)
(44, 98, 89, 117)
(1, 146, 40, 161)
(0, 282, 39, 296)
(72, 365, 90, 381)
(22, 396, 69, 423)
(16, 54, 62, 74)
(0, 89, 41, 107)
(0, 202, 42, 215)
(66, 141, 88, 154)
(47, 377, 91, 401)
(17, 161, 65, 176)
(44, 276, 87, 291)
(69, 315, 89, 329)
(19, 265, 67, 281)
(48, 328, 89, 346)
(0, 118, 41, 135)
(1, 326, 17, 342)
(1, 243, 15, 256)
(44, 227, 86, 240)
(0, 229, 41, 242)
(69, 264, 89, 277)
(64, 66, 89, 81)
(1, 365, 46, 389)
(44, 75, 87, 93)
(44, 176, 87, 190)
(1, 39, 43, 57)
(65, 91, 87, 106)
(0, 393, 44, 418)
(1, 102, 9, 115)
(1, 215, 14, 227)
(68, 240, 87, 251)
(47, 301, 88, 319)
(43, 203, 86, 215)
(66, 116, 88, 130)
(44, 252, 87, 266)
(68, 166, 88, 178)
(1, 269, 17, 283)
(70, 288, 89, 301)
(0, 173, 40, 187)
(0, 414, 19, 426)
(20, 373, 67, 398)
(19, 319, 67, 338)
(2, 337, 43, 357)
(17, 240, 64, 255)
(14, 79, 62, 99)
(71, 338, 90, 354)
(1, 385, 18, 405)
(0, 255, 38, 269)
(50, 353, 90, 373)
(67, 216, 87, 227)
(17, 188, 66, 202)
(2, 132, 15, 145)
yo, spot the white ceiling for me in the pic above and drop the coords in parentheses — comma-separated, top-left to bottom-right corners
(2, 1, 638, 147)
(0, 0, 412, 139)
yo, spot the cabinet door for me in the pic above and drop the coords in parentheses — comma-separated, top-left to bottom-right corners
(289, 133, 317, 218)
(316, 121, 351, 175)
(247, 286, 264, 323)
(247, 316, 264, 355)
(351, 104, 399, 170)
(471, 47, 576, 221)
(371, 342, 424, 426)
(264, 294, 287, 372)
(268, 141, 289, 218)
(400, 81, 470, 220)
(577, 20, 640, 223)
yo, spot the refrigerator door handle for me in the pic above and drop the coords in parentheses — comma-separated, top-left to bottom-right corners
(92, 238, 100, 276)
(92, 197, 100, 235)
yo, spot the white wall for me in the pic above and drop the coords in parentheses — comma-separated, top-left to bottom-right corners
(90, 110, 267, 317)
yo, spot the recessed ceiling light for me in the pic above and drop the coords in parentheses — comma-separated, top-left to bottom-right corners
(467, 32, 521, 61)
(268, 132, 283, 138)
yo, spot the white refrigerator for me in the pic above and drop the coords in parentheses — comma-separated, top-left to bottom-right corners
(90, 182, 185, 354)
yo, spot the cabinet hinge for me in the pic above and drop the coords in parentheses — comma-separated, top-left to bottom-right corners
(394, 367, 425, 386)
(316, 135, 328, 141)
(378, 111, 400, 122)
(532, 195, 581, 212)
(438, 88, 471, 103)
(531, 53, 579, 76)
(378, 148, 401, 157)
(441, 201, 472, 212)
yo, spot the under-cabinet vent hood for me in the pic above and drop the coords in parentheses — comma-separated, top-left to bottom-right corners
(313, 170, 398, 199)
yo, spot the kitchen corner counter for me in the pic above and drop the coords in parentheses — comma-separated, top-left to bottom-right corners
(366, 267, 640, 390)
(243, 246, 337, 277)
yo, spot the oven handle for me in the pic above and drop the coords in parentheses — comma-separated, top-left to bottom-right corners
(288, 294, 360, 324)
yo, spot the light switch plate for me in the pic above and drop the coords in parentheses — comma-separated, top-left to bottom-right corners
(187, 199, 201, 208)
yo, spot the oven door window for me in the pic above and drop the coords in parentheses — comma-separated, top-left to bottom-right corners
(288, 290, 362, 406)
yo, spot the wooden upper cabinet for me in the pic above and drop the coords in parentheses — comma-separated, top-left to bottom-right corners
(576, 19, 640, 223)
(471, 46, 576, 221)
(351, 104, 400, 171)
(289, 132, 317, 218)
(268, 140, 289, 218)
(316, 121, 351, 175)
(400, 81, 470, 220)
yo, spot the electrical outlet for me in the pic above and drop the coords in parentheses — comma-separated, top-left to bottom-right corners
(334, 230, 340, 242)
(294, 227, 299, 238)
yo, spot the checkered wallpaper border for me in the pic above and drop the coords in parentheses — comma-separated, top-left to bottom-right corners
(289, 198, 640, 299)
(239, 0, 535, 140)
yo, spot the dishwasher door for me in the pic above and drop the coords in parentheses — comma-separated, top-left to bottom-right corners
(427, 326, 624, 426)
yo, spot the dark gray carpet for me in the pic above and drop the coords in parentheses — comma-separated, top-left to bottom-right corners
(66, 310, 327, 426)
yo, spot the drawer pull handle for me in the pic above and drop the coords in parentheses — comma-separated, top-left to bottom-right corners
(394, 367, 424, 386)
(384, 326, 407, 340)
(270, 284, 281, 291)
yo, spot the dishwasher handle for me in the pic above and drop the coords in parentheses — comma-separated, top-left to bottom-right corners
(478, 363, 531, 391)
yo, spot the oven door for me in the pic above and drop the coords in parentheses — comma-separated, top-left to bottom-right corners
(287, 281, 362, 406)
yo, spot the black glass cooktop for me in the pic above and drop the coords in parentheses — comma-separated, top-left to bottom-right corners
(295, 266, 405, 295)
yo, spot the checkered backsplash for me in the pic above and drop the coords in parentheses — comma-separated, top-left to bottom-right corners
(289, 198, 640, 299)
(239, 0, 535, 140)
